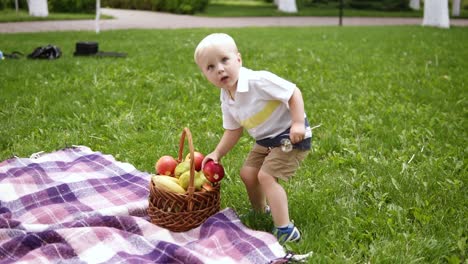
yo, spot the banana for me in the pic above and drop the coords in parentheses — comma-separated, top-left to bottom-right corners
(152, 174, 180, 184)
(152, 175, 186, 194)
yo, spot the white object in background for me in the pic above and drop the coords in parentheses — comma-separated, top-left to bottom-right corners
(452, 0, 461, 16)
(96, 0, 101, 33)
(28, 0, 48, 17)
(422, 0, 450, 28)
(409, 0, 420, 10)
(278, 0, 297, 13)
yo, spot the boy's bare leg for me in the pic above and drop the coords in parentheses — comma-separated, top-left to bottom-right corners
(258, 170, 290, 227)
(240, 166, 267, 212)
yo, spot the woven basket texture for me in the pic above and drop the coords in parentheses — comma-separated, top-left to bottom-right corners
(148, 128, 220, 232)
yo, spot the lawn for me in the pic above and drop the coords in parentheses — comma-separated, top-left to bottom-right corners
(201, 0, 422, 17)
(200, 0, 468, 18)
(0, 8, 110, 23)
(0, 26, 467, 263)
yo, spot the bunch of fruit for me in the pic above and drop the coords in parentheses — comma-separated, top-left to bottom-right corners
(152, 151, 225, 194)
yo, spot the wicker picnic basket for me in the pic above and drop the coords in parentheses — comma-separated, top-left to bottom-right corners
(147, 127, 221, 232)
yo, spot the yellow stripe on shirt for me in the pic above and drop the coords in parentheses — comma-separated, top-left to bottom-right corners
(240, 100, 281, 129)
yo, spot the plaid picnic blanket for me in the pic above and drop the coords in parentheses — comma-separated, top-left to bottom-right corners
(0, 146, 287, 264)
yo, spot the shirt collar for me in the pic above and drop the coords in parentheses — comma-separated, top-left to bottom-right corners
(236, 67, 251, 93)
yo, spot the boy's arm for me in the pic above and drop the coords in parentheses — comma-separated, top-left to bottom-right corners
(203, 127, 243, 165)
(288, 87, 306, 144)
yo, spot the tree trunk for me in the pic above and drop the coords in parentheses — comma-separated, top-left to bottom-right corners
(422, 0, 450, 28)
(452, 0, 461, 16)
(278, 0, 298, 13)
(409, 0, 420, 10)
(27, 0, 49, 17)
(96, 0, 101, 33)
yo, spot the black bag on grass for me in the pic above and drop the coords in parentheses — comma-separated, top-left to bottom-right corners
(74, 41, 98, 56)
(73, 41, 126, 58)
(28, 45, 62, 59)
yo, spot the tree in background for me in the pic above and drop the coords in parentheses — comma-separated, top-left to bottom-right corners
(423, 0, 450, 28)
(275, 0, 298, 13)
(409, 0, 420, 10)
(452, 0, 461, 16)
(27, 0, 48, 16)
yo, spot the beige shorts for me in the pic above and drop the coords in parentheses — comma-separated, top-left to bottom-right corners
(243, 144, 309, 181)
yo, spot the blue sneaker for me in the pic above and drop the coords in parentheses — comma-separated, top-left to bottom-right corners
(273, 223, 301, 243)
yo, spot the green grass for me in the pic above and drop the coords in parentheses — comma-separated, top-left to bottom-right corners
(200, 0, 468, 18)
(0, 27, 467, 263)
(201, 1, 424, 17)
(0, 8, 112, 22)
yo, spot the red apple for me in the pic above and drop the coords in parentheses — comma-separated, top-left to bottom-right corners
(201, 182, 214, 192)
(185, 151, 205, 171)
(155, 155, 178, 176)
(203, 160, 225, 183)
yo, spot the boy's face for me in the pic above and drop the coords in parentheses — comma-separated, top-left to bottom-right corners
(196, 45, 242, 91)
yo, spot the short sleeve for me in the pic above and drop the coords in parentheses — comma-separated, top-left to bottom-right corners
(255, 71, 296, 105)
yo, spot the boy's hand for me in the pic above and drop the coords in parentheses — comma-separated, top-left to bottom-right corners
(289, 122, 305, 144)
(202, 152, 221, 169)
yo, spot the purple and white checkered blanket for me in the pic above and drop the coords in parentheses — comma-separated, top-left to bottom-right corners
(0, 146, 286, 264)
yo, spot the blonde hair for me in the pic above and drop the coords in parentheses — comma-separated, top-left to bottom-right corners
(194, 33, 238, 64)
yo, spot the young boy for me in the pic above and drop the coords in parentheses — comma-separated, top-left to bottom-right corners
(195, 33, 312, 243)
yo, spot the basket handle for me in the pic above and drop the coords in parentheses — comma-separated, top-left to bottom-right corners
(177, 127, 196, 210)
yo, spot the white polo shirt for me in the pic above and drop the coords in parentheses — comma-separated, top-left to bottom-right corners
(221, 67, 311, 141)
